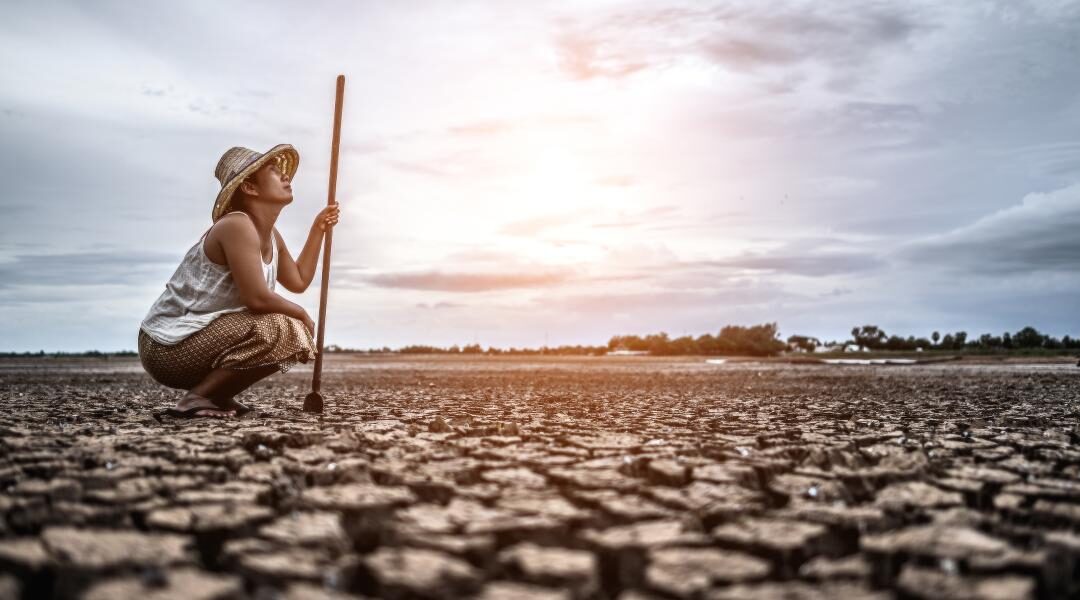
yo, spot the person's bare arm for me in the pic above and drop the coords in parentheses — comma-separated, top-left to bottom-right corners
(214, 215, 315, 333)
(276, 205, 339, 293)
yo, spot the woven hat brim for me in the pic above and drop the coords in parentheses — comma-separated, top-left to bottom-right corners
(212, 144, 300, 222)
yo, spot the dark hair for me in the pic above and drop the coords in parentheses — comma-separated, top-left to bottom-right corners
(233, 173, 259, 202)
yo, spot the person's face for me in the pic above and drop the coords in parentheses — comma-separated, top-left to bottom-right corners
(241, 159, 293, 206)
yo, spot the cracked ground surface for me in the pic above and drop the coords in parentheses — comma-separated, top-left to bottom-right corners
(0, 355, 1078, 599)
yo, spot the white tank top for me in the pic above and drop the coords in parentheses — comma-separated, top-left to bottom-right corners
(140, 212, 278, 345)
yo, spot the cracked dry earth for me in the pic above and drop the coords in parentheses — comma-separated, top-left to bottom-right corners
(0, 357, 1079, 600)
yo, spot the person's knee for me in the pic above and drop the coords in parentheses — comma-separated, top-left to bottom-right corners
(256, 313, 306, 343)
(266, 313, 291, 327)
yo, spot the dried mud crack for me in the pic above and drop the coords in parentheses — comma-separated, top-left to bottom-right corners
(1, 356, 1078, 599)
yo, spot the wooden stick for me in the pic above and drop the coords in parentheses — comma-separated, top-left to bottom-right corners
(310, 75, 345, 396)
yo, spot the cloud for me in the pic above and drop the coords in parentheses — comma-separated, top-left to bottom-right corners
(500, 205, 681, 236)
(536, 280, 805, 317)
(592, 205, 681, 230)
(551, 2, 929, 87)
(447, 120, 511, 136)
(382, 158, 457, 178)
(703, 3, 924, 66)
(999, 141, 1080, 179)
(836, 101, 923, 133)
(903, 183, 1080, 274)
(500, 213, 581, 236)
(0, 250, 179, 288)
(594, 175, 635, 187)
(696, 251, 883, 277)
(627, 237, 884, 278)
(342, 139, 389, 156)
(415, 301, 463, 310)
(362, 269, 570, 292)
(700, 37, 801, 71)
(555, 30, 651, 81)
(139, 84, 171, 97)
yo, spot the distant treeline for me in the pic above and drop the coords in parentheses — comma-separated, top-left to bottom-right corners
(607, 324, 786, 356)
(838, 325, 1080, 352)
(327, 323, 789, 357)
(327, 323, 1080, 357)
(5, 324, 1077, 358)
(0, 350, 138, 358)
(329, 343, 613, 356)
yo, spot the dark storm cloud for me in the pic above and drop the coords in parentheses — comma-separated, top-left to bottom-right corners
(903, 183, 1080, 274)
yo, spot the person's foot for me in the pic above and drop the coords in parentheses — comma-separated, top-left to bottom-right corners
(210, 396, 254, 416)
(176, 392, 235, 418)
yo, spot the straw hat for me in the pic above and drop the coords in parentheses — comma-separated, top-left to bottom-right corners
(212, 144, 299, 222)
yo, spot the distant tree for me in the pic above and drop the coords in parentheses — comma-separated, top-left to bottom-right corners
(670, 335, 699, 355)
(645, 333, 673, 355)
(608, 334, 649, 352)
(953, 331, 967, 349)
(399, 345, 446, 354)
(1002, 332, 1013, 349)
(941, 334, 955, 350)
(462, 344, 483, 354)
(697, 333, 719, 355)
(787, 335, 821, 352)
(978, 334, 1002, 348)
(716, 323, 786, 356)
(852, 325, 887, 350)
(1013, 326, 1043, 349)
(931, 331, 940, 346)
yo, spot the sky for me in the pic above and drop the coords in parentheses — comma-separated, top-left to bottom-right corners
(2, 0, 1080, 351)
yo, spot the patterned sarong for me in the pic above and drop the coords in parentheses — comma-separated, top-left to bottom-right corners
(138, 311, 316, 390)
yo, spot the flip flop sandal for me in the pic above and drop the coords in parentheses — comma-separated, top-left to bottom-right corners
(212, 398, 254, 417)
(153, 406, 235, 423)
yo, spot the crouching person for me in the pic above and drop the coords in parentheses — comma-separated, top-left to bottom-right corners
(139, 144, 339, 419)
